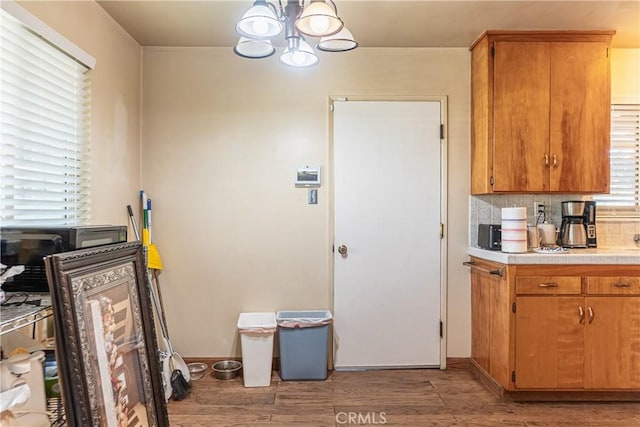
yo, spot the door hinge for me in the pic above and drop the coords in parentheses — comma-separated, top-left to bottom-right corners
(491, 45, 495, 57)
(606, 47, 609, 58)
(511, 371, 516, 382)
(440, 223, 444, 239)
(332, 244, 334, 253)
(439, 321, 443, 338)
(490, 176, 495, 186)
(440, 124, 444, 140)
(512, 302, 516, 313)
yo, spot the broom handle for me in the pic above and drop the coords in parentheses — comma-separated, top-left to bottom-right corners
(129, 205, 173, 348)
(127, 205, 141, 241)
(152, 269, 171, 341)
(142, 199, 170, 336)
(144, 246, 173, 352)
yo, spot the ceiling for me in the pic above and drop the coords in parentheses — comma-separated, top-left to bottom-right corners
(96, 1, 640, 49)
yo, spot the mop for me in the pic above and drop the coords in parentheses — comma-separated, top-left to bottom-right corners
(127, 196, 191, 401)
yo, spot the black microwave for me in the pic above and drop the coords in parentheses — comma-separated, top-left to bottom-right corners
(0, 225, 127, 292)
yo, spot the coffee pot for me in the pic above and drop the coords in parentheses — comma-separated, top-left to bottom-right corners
(559, 201, 587, 248)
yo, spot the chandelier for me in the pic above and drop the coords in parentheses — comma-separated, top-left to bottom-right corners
(233, 0, 358, 67)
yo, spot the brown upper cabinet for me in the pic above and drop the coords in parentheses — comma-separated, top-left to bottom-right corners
(470, 31, 615, 194)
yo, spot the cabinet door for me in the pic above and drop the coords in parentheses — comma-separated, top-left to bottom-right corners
(470, 259, 511, 387)
(492, 41, 550, 192)
(471, 268, 492, 372)
(549, 42, 610, 192)
(585, 297, 640, 389)
(515, 296, 584, 389)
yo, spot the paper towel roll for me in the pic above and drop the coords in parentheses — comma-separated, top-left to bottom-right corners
(502, 207, 527, 220)
(501, 240, 528, 253)
(500, 207, 527, 252)
(501, 230, 527, 240)
(501, 220, 527, 230)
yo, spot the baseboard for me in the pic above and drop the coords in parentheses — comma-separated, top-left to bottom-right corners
(469, 359, 508, 399)
(186, 357, 467, 372)
(445, 357, 470, 370)
(469, 359, 640, 402)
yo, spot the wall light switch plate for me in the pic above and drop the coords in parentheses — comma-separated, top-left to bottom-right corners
(308, 189, 318, 205)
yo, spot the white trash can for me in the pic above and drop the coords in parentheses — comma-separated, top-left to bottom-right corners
(237, 312, 277, 387)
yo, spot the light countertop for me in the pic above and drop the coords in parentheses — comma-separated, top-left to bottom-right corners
(468, 246, 640, 265)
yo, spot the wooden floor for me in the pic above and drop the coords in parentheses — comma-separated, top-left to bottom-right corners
(167, 367, 640, 426)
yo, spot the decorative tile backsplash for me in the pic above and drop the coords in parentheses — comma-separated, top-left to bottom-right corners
(469, 194, 640, 248)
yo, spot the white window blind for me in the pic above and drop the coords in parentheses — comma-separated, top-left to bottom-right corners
(593, 104, 640, 216)
(0, 9, 92, 226)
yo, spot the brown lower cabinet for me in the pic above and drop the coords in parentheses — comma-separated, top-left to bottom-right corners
(467, 257, 640, 400)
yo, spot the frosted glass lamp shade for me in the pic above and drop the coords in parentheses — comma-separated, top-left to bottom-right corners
(317, 26, 358, 52)
(234, 37, 276, 58)
(295, 1, 343, 37)
(280, 39, 319, 67)
(236, 2, 283, 38)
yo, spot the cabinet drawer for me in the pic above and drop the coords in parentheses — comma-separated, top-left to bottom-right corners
(586, 277, 640, 295)
(516, 276, 582, 294)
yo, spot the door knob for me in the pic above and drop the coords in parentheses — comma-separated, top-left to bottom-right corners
(338, 245, 348, 255)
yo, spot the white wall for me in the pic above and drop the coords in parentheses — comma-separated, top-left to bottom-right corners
(611, 48, 640, 100)
(17, 1, 142, 226)
(141, 47, 472, 358)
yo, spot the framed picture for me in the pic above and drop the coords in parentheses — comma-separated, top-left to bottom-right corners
(45, 242, 169, 427)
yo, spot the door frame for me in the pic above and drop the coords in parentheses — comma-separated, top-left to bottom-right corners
(328, 95, 449, 369)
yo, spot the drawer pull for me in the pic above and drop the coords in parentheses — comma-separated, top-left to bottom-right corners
(578, 306, 585, 323)
(463, 261, 503, 278)
(544, 153, 549, 167)
(587, 306, 594, 324)
(538, 283, 558, 288)
(613, 282, 631, 288)
(552, 154, 558, 167)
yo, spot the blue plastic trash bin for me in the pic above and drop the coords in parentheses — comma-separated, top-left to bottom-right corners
(276, 310, 332, 380)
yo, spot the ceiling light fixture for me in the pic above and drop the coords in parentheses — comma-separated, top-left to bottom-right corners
(233, 0, 358, 67)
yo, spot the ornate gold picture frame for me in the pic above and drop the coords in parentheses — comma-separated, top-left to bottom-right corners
(45, 242, 168, 427)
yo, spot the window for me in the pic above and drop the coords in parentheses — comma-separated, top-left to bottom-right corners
(593, 104, 640, 217)
(0, 7, 92, 226)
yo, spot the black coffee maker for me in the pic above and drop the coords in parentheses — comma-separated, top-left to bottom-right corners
(559, 201, 587, 248)
(584, 201, 597, 247)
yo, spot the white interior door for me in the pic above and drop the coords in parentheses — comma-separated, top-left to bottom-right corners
(333, 100, 442, 369)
